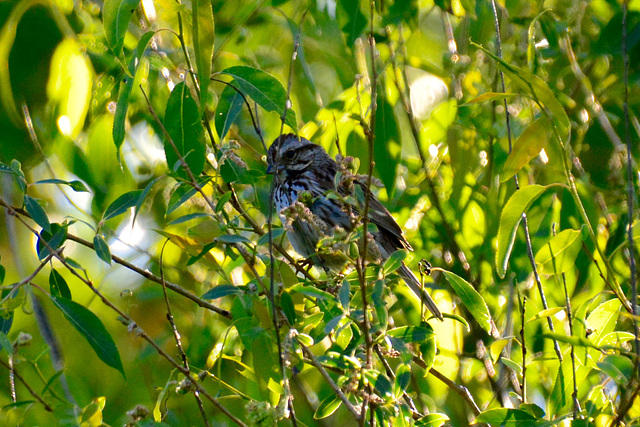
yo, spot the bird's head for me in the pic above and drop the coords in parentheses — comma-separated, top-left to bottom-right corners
(266, 134, 333, 177)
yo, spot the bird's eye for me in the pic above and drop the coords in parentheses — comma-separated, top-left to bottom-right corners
(284, 150, 295, 160)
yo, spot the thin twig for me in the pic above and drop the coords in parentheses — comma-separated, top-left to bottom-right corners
(354, 2, 379, 423)
(413, 358, 481, 416)
(621, 0, 640, 375)
(10, 212, 247, 426)
(552, 226, 581, 418)
(0, 358, 53, 412)
(490, 0, 563, 362)
(519, 294, 527, 403)
(373, 345, 422, 419)
(159, 240, 210, 427)
(300, 343, 361, 420)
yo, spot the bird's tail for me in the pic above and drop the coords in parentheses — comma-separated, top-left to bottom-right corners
(398, 263, 443, 321)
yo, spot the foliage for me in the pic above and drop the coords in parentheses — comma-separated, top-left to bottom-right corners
(0, 0, 639, 425)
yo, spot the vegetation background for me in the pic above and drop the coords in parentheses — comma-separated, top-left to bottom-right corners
(0, 0, 639, 425)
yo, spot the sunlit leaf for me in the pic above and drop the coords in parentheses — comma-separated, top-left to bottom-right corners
(474, 408, 539, 425)
(526, 307, 563, 324)
(314, 394, 341, 419)
(501, 116, 552, 182)
(463, 92, 517, 105)
(47, 38, 92, 138)
(383, 250, 406, 275)
(415, 413, 450, 427)
(535, 228, 583, 274)
(386, 326, 434, 343)
(441, 270, 493, 334)
(103, 0, 141, 56)
(476, 44, 570, 144)
(496, 184, 555, 278)
(597, 355, 634, 387)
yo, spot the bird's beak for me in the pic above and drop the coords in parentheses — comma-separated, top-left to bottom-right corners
(266, 164, 274, 174)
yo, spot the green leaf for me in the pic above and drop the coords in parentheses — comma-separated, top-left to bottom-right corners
(597, 355, 634, 386)
(192, 0, 214, 114)
(526, 307, 563, 324)
(372, 372, 392, 398)
(103, 0, 141, 56)
(93, 234, 112, 265)
(415, 413, 450, 427)
(314, 394, 342, 419)
(534, 228, 583, 274)
(51, 296, 125, 376)
(501, 117, 552, 182)
(167, 182, 199, 215)
(256, 228, 285, 246)
(216, 234, 251, 245)
(386, 326, 434, 343)
(215, 84, 244, 141)
(501, 357, 523, 375)
(280, 291, 296, 324)
(476, 44, 570, 144)
(164, 81, 206, 179)
(474, 408, 538, 425)
(0, 332, 12, 355)
(201, 285, 242, 300)
(36, 223, 68, 260)
(133, 175, 162, 226)
(374, 98, 400, 196)
(24, 195, 51, 233)
(496, 184, 553, 278)
(167, 212, 211, 225)
(383, 250, 406, 275)
(291, 284, 335, 301)
(220, 66, 297, 130)
(463, 92, 517, 105)
(34, 179, 90, 192)
(441, 270, 493, 334)
(113, 31, 155, 156)
(338, 279, 351, 309)
(394, 364, 411, 397)
(103, 190, 143, 221)
(324, 314, 344, 335)
(49, 269, 72, 299)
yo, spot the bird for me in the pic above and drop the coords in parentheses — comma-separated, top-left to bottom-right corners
(266, 133, 443, 321)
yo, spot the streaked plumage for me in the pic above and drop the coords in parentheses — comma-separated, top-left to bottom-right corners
(267, 134, 442, 320)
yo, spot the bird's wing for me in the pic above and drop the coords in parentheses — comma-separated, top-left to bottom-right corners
(347, 179, 412, 251)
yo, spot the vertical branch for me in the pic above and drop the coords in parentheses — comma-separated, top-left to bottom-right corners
(489, 0, 563, 362)
(266, 12, 307, 427)
(519, 294, 527, 403)
(622, 0, 640, 372)
(553, 227, 581, 418)
(353, 2, 379, 423)
(159, 240, 210, 427)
